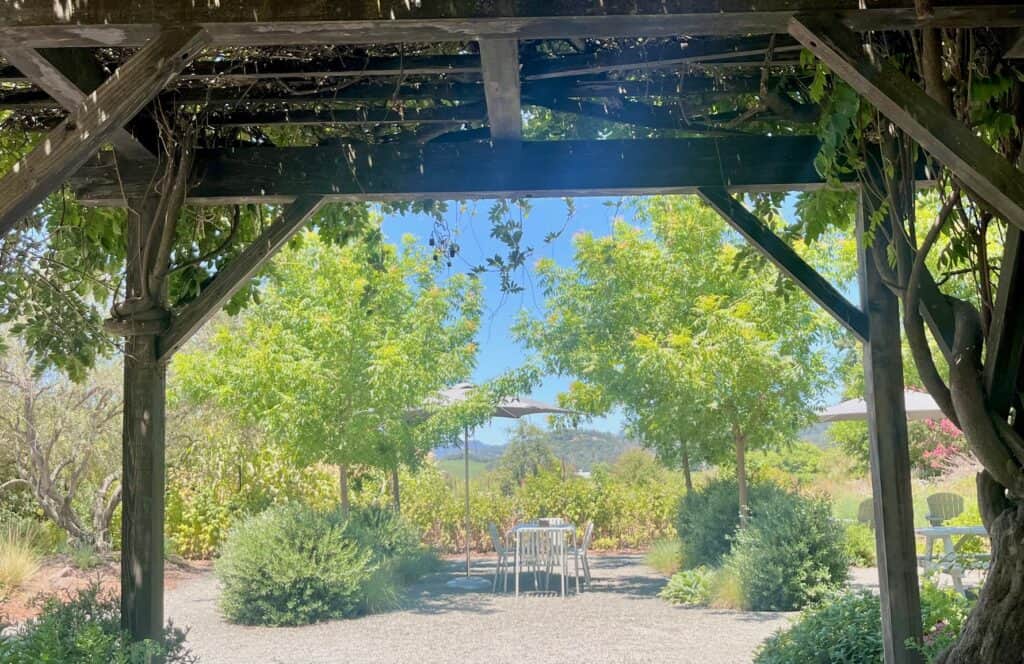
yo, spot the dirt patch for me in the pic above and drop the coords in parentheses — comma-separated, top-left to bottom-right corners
(1, 557, 210, 625)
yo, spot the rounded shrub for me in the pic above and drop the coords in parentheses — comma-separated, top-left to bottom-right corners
(676, 477, 789, 568)
(754, 584, 973, 663)
(725, 491, 848, 611)
(216, 504, 377, 626)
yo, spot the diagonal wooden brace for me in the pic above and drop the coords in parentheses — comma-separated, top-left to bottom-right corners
(789, 15, 1024, 233)
(0, 27, 211, 238)
(698, 186, 869, 342)
(157, 195, 327, 362)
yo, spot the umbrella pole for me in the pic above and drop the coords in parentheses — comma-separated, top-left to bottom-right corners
(464, 426, 471, 577)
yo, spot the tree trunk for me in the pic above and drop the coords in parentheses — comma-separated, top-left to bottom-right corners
(681, 441, 693, 494)
(734, 431, 749, 525)
(339, 464, 349, 515)
(937, 474, 1024, 663)
(391, 467, 401, 513)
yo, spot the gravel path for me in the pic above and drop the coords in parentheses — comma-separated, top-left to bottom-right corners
(166, 554, 793, 664)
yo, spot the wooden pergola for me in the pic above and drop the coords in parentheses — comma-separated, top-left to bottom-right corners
(2, 3, 1024, 663)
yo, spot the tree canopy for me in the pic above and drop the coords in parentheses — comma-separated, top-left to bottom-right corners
(172, 231, 482, 476)
(516, 196, 832, 507)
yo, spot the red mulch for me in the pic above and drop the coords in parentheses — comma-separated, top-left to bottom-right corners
(1, 557, 210, 625)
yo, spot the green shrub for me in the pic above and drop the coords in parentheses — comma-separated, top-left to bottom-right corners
(725, 491, 848, 611)
(645, 537, 682, 576)
(917, 582, 972, 661)
(844, 522, 876, 567)
(659, 567, 715, 606)
(676, 477, 789, 568)
(0, 583, 194, 663)
(217, 504, 377, 626)
(216, 504, 437, 626)
(754, 584, 973, 663)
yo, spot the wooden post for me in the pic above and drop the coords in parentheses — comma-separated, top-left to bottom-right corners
(120, 196, 167, 643)
(857, 189, 924, 664)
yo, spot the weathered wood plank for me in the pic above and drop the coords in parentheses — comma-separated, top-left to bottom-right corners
(0, 47, 155, 163)
(984, 225, 1024, 416)
(207, 104, 484, 127)
(0, 28, 210, 237)
(857, 188, 925, 664)
(523, 36, 802, 80)
(790, 16, 1024, 233)
(180, 53, 480, 80)
(479, 39, 522, 141)
(698, 187, 869, 341)
(0, 2, 1021, 47)
(72, 137, 886, 206)
(157, 196, 326, 362)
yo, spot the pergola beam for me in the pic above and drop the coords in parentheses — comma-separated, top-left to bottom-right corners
(158, 196, 326, 362)
(698, 187, 869, 342)
(206, 105, 484, 127)
(0, 27, 211, 237)
(790, 15, 1024, 233)
(70, 137, 911, 206)
(0, 46, 155, 164)
(479, 39, 522, 141)
(1, 2, 1022, 47)
(523, 36, 802, 80)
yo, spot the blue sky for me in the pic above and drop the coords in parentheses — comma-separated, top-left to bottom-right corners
(380, 196, 629, 445)
(379, 195, 851, 447)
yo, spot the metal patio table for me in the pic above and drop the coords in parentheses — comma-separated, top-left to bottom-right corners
(511, 523, 578, 598)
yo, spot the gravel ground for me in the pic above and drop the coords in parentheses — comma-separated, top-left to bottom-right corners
(165, 554, 793, 664)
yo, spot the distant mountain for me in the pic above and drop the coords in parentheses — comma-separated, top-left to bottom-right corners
(432, 438, 506, 462)
(537, 429, 639, 471)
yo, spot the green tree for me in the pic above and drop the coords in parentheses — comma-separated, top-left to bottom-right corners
(494, 422, 561, 493)
(516, 197, 831, 517)
(173, 231, 482, 510)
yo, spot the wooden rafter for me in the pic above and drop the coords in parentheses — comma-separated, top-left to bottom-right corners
(698, 187, 869, 341)
(0, 28, 211, 237)
(522, 36, 802, 80)
(71, 137, 895, 206)
(206, 104, 484, 127)
(0, 47, 155, 164)
(790, 15, 1024, 233)
(157, 196, 326, 362)
(478, 39, 522, 141)
(1, 2, 1022, 47)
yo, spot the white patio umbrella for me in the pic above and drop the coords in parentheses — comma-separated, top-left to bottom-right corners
(817, 389, 946, 422)
(425, 382, 573, 589)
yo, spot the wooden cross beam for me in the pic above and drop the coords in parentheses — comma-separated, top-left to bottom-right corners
(522, 36, 802, 80)
(0, 47, 155, 164)
(206, 105, 485, 127)
(478, 39, 522, 142)
(70, 137, 910, 207)
(698, 187, 869, 341)
(790, 16, 1024, 233)
(157, 196, 326, 362)
(0, 28, 211, 238)
(1, 2, 1022, 48)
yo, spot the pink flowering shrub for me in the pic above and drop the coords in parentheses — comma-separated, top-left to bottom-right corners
(909, 418, 968, 477)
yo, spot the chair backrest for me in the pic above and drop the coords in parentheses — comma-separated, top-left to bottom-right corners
(487, 523, 505, 555)
(927, 493, 965, 523)
(857, 498, 875, 528)
(581, 521, 595, 552)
